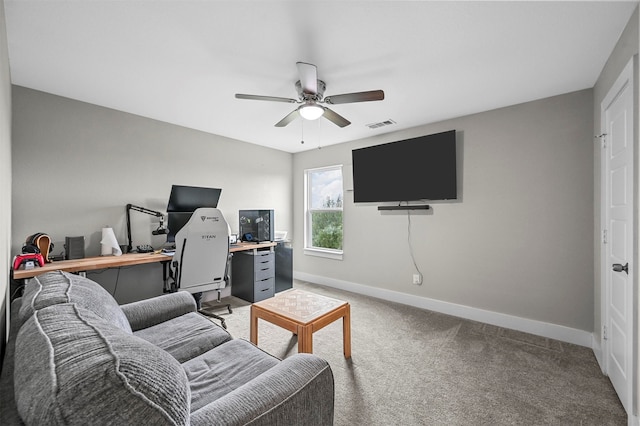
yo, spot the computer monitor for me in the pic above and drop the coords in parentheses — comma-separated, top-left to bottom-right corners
(166, 212, 193, 244)
(166, 185, 222, 212)
(165, 185, 222, 243)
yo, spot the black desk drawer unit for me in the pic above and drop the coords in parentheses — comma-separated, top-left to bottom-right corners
(275, 241, 293, 293)
(231, 250, 275, 302)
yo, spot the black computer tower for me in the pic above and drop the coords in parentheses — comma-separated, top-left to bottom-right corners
(239, 210, 274, 242)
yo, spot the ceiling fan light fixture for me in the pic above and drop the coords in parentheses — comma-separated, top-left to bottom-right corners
(236, 62, 384, 128)
(299, 103, 324, 120)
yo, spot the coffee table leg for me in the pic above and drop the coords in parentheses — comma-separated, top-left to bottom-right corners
(297, 325, 313, 353)
(250, 306, 258, 345)
(343, 304, 351, 358)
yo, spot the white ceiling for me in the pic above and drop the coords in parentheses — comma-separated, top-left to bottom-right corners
(4, 1, 638, 153)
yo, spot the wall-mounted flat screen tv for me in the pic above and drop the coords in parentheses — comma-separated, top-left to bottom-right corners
(352, 130, 457, 203)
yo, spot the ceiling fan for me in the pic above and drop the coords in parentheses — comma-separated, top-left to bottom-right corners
(235, 62, 384, 128)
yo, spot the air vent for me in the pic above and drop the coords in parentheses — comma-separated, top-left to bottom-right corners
(366, 119, 396, 129)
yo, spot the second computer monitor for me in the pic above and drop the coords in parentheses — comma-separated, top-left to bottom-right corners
(167, 212, 192, 243)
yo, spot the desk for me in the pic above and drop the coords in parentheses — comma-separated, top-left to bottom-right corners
(231, 241, 277, 253)
(12, 241, 277, 280)
(12, 252, 169, 280)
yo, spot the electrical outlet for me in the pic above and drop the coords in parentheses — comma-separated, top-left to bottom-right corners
(413, 274, 422, 285)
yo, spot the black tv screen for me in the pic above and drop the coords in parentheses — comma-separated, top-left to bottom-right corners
(166, 185, 222, 212)
(352, 130, 457, 202)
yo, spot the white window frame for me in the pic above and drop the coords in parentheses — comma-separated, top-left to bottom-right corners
(304, 165, 344, 260)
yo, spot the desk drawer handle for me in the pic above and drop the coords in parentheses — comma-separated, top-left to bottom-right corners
(260, 287, 272, 292)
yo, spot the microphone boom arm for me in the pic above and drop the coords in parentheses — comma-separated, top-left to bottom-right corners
(125, 203, 166, 252)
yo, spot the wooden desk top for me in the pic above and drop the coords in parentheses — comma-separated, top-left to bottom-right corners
(12, 253, 169, 279)
(230, 241, 277, 253)
(12, 241, 278, 280)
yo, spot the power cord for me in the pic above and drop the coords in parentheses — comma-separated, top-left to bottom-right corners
(112, 267, 121, 298)
(407, 206, 423, 282)
(11, 283, 25, 300)
(88, 266, 131, 298)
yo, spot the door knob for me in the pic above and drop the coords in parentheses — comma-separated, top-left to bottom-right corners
(612, 263, 629, 274)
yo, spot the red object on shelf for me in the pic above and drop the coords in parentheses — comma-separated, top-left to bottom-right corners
(13, 253, 45, 270)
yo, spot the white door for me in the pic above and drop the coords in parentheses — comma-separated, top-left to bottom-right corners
(602, 58, 634, 416)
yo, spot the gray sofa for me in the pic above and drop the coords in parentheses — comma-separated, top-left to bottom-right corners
(0, 271, 334, 425)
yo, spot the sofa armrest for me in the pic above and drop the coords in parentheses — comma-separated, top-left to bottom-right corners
(190, 353, 334, 426)
(0, 299, 25, 425)
(120, 291, 196, 331)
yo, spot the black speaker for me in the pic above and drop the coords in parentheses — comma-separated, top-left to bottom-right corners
(65, 236, 85, 260)
(239, 210, 274, 242)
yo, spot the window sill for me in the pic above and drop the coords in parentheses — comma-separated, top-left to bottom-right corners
(304, 247, 343, 260)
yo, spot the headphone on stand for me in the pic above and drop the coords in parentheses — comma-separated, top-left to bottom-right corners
(22, 232, 54, 263)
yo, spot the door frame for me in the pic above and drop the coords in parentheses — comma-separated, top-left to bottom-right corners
(599, 57, 637, 421)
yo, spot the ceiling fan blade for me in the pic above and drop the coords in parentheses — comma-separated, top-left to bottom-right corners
(275, 109, 300, 127)
(323, 107, 351, 128)
(296, 62, 318, 95)
(235, 93, 297, 103)
(324, 90, 385, 105)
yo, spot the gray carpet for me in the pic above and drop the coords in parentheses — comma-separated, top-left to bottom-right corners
(204, 280, 626, 425)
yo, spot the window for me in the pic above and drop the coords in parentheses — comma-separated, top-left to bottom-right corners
(304, 165, 343, 259)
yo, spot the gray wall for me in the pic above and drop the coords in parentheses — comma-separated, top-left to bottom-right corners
(0, 0, 10, 363)
(592, 6, 639, 348)
(293, 89, 594, 332)
(7, 7, 636, 346)
(11, 87, 292, 303)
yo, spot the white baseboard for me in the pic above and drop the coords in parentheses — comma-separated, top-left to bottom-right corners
(592, 335, 605, 373)
(294, 271, 594, 348)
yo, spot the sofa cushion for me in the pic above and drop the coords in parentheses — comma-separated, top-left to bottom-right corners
(19, 270, 132, 333)
(183, 339, 280, 412)
(14, 303, 190, 425)
(134, 312, 232, 363)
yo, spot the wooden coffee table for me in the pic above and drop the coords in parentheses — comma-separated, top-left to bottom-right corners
(250, 288, 351, 358)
